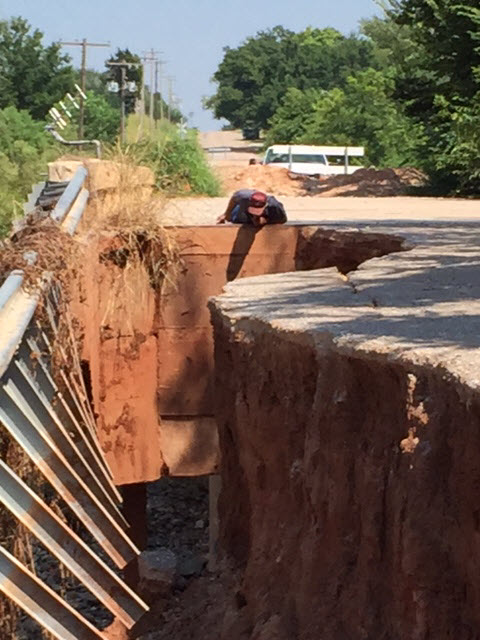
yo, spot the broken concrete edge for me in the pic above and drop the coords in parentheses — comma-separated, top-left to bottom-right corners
(294, 227, 412, 274)
(207, 284, 480, 394)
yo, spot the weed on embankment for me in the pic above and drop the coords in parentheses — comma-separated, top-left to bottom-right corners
(121, 115, 222, 197)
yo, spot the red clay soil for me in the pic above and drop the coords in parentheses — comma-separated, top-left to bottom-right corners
(215, 164, 427, 197)
(216, 164, 304, 196)
(74, 225, 407, 485)
(209, 315, 480, 640)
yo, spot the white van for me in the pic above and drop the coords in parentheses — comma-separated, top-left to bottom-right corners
(263, 144, 365, 176)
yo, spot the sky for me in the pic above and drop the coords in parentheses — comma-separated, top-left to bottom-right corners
(0, 0, 382, 130)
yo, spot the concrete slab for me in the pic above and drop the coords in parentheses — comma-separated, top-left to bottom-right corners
(211, 222, 480, 390)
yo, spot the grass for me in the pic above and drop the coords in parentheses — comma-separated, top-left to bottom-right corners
(121, 114, 222, 197)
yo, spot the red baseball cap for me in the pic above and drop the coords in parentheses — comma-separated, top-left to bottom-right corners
(247, 191, 267, 215)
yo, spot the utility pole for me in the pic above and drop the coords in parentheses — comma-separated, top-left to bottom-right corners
(106, 60, 141, 144)
(155, 59, 166, 121)
(155, 60, 160, 121)
(149, 49, 155, 130)
(167, 76, 175, 122)
(60, 39, 110, 139)
(142, 49, 161, 132)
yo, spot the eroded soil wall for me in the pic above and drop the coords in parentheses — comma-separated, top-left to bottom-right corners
(210, 314, 480, 640)
(76, 225, 406, 485)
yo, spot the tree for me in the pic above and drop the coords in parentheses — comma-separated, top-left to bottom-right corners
(0, 106, 57, 236)
(267, 69, 424, 167)
(77, 69, 109, 96)
(380, 0, 480, 191)
(58, 91, 120, 142)
(0, 17, 74, 120)
(265, 88, 319, 144)
(204, 26, 375, 131)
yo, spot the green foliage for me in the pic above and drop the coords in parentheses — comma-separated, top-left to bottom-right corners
(57, 90, 120, 143)
(144, 88, 183, 124)
(123, 120, 221, 196)
(0, 106, 58, 236)
(260, 7, 480, 191)
(267, 70, 424, 167)
(380, 0, 480, 191)
(149, 131, 221, 195)
(264, 88, 320, 145)
(83, 92, 121, 141)
(205, 26, 375, 131)
(76, 69, 110, 96)
(360, 15, 423, 75)
(0, 17, 74, 119)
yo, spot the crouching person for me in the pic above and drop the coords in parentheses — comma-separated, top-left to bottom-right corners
(216, 189, 287, 226)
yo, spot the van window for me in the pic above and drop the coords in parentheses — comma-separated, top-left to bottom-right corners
(291, 154, 326, 164)
(265, 150, 326, 165)
(265, 150, 287, 163)
(326, 154, 363, 166)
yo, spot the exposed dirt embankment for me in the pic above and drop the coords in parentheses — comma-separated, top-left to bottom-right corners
(209, 228, 480, 640)
(209, 313, 480, 639)
(75, 224, 409, 485)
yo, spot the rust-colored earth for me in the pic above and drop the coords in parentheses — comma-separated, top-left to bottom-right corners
(214, 164, 427, 198)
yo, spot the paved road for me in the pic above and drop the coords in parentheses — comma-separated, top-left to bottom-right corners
(163, 194, 480, 226)
(199, 130, 263, 168)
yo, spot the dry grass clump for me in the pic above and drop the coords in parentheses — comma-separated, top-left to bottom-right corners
(89, 150, 184, 296)
(0, 215, 84, 375)
(0, 216, 81, 295)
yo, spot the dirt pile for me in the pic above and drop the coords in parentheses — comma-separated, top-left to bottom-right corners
(215, 164, 427, 197)
(301, 166, 427, 197)
(215, 164, 304, 196)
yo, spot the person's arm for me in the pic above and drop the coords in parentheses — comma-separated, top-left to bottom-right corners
(216, 195, 237, 224)
(265, 201, 287, 224)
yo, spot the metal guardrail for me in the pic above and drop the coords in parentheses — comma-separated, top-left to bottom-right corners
(205, 146, 232, 153)
(0, 167, 149, 638)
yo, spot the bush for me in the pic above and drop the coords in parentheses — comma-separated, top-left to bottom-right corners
(120, 123, 221, 196)
(0, 106, 59, 237)
(57, 90, 120, 143)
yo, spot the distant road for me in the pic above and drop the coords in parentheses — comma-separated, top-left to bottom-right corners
(199, 130, 263, 167)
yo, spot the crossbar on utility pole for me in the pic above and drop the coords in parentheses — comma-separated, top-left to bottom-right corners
(60, 39, 110, 139)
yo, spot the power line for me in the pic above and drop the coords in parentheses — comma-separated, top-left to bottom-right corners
(60, 39, 110, 139)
